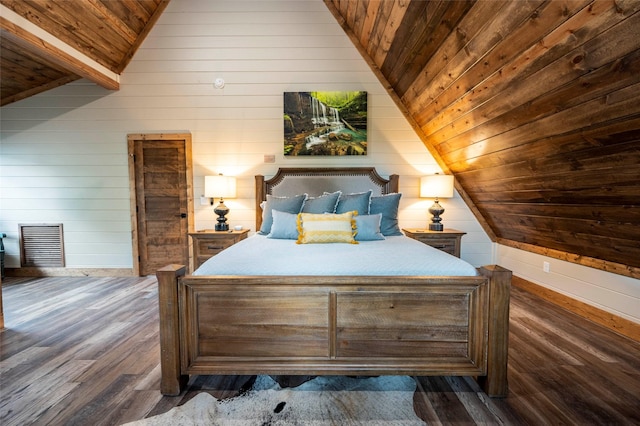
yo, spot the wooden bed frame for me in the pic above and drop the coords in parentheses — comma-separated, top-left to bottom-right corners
(157, 167, 511, 397)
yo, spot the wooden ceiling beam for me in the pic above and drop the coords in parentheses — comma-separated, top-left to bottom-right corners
(0, 4, 119, 91)
(1, 74, 80, 107)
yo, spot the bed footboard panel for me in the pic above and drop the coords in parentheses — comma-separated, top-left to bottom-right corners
(178, 276, 489, 379)
(336, 289, 486, 363)
(184, 288, 330, 360)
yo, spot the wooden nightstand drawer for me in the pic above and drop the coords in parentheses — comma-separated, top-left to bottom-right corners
(415, 237, 457, 255)
(189, 229, 249, 272)
(196, 238, 235, 256)
(402, 228, 466, 258)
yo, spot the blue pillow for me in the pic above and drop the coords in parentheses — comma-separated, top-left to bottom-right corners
(335, 190, 372, 214)
(267, 210, 299, 239)
(302, 191, 341, 213)
(259, 193, 307, 234)
(354, 214, 385, 241)
(369, 193, 402, 236)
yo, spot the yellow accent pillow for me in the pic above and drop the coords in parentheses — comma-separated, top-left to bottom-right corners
(297, 211, 358, 244)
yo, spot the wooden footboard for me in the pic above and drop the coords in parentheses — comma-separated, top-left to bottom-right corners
(157, 265, 511, 397)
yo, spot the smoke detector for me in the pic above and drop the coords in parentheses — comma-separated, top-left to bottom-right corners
(213, 78, 225, 89)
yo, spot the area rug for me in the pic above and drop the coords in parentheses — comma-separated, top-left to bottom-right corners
(126, 375, 426, 425)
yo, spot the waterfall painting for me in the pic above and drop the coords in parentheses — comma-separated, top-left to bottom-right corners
(283, 91, 367, 156)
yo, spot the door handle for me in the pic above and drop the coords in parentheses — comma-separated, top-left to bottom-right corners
(178, 213, 187, 218)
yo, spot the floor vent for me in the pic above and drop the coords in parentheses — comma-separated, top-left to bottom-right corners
(19, 224, 65, 267)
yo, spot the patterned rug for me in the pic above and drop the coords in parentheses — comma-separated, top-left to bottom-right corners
(125, 375, 426, 425)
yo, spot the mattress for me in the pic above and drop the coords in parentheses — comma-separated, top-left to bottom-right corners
(193, 234, 478, 277)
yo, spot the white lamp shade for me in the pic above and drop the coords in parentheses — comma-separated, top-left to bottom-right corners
(205, 175, 236, 198)
(420, 174, 454, 198)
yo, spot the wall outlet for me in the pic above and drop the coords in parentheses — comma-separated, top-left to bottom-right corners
(543, 261, 550, 273)
(200, 196, 210, 206)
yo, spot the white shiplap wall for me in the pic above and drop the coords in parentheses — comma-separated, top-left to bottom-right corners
(0, 0, 492, 270)
(497, 246, 640, 324)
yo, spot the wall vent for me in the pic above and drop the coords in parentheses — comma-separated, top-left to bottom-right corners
(19, 224, 65, 267)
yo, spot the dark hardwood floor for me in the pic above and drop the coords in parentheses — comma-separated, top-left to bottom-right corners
(1, 275, 639, 425)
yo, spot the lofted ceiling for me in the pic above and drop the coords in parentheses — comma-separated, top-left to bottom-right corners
(324, 0, 640, 279)
(325, 0, 640, 278)
(0, 0, 170, 106)
(0, 0, 638, 279)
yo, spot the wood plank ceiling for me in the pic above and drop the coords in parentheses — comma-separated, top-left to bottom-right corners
(0, 0, 170, 106)
(325, 0, 640, 279)
(0, 1, 638, 279)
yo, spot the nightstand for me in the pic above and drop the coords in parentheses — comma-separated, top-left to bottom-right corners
(189, 229, 249, 271)
(402, 228, 466, 258)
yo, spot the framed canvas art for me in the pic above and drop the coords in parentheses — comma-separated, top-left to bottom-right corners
(283, 91, 367, 156)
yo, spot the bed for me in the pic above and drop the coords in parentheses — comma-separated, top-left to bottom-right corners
(156, 167, 511, 397)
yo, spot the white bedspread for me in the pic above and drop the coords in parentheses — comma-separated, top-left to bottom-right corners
(193, 234, 478, 276)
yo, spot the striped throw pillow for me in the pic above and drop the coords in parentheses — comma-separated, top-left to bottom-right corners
(297, 211, 357, 244)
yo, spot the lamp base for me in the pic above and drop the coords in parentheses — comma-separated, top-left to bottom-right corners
(214, 199, 230, 232)
(428, 223, 444, 232)
(215, 223, 229, 231)
(428, 199, 445, 232)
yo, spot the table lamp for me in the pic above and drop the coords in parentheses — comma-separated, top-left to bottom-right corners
(420, 173, 454, 231)
(204, 174, 237, 231)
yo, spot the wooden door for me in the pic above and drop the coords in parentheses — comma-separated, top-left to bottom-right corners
(128, 134, 194, 276)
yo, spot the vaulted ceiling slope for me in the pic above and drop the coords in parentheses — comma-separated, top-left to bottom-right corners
(0, 1, 638, 279)
(0, 0, 169, 106)
(325, 0, 640, 279)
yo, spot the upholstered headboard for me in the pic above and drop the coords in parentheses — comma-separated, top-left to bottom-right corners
(254, 167, 399, 231)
